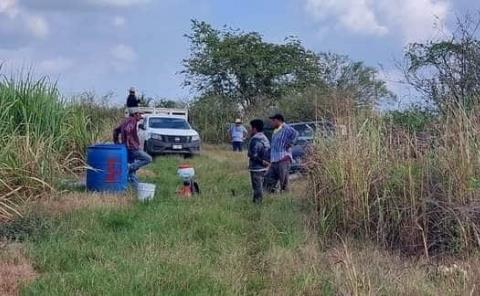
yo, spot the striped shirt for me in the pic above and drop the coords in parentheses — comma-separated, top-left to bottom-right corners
(270, 123, 298, 163)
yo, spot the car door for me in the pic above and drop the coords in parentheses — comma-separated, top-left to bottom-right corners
(138, 117, 148, 149)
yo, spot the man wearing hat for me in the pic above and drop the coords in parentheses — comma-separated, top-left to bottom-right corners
(264, 113, 298, 193)
(228, 118, 248, 152)
(126, 87, 140, 108)
(113, 110, 152, 187)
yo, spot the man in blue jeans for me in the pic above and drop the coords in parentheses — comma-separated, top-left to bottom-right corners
(229, 119, 248, 152)
(113, 110, 152, 187)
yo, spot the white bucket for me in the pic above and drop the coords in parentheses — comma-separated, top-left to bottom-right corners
(137, 183, 156, 202)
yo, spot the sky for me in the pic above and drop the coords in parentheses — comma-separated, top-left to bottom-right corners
(0, 0, 479, 106)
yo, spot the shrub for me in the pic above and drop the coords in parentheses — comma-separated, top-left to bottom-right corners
(0, 74, 118, 221)
(307, 105, 480, 256)
(385, 105, 437, 133)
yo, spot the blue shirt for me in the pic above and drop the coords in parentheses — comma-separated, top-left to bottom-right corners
(230, 125, 247, 142)
(270, 123, 298, 163)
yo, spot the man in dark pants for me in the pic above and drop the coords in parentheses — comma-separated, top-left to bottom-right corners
(248, 119, 270, 204)
(264, 113, 298, 193)
(113, 110, 152, 187)
(229, 119, 248, 152)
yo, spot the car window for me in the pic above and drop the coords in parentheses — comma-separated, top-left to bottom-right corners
(149, 118, 190, 129)
(292, 124, 314, 138)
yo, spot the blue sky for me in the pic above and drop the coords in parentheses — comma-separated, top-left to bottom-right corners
(0, 0, 478, 106)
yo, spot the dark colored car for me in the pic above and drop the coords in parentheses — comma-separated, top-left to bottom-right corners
(264, 120, 335, 174)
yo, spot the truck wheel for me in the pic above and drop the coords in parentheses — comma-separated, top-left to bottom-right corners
(144, 142, 152, 155)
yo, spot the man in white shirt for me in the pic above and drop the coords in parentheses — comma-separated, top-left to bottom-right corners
(229, 119, 248, 152)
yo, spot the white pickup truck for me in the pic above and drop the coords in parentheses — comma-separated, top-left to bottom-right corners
(132, 108, 201, 156)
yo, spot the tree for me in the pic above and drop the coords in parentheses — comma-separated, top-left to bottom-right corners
(154, 98, 185, 108)
(318, 53, 392, 108)
(184, 21, 392, 142)
(182, 20, 323, 114)
(403, 13, 480, 111)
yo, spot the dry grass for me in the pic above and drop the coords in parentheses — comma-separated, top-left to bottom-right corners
(261, 231, 480, 295)
(0, 243, 37, 296)
(308, 107, 480, 256)
(326, 241, 480, 295)
(34, 192, 134, 217)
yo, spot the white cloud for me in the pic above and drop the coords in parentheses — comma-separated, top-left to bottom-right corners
(305, 0, 450, 42)
(0, 0, 18, 17)
(112, 16, 126, 27)
(24, 15, 49, 38)
(306, 0, 387, 36)
(380, 0, 449, 42)
(111, 44, 137, 62)
(0, 0, 49, 39)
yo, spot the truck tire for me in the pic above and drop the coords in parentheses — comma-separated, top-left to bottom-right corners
(144, 141, 152, 156)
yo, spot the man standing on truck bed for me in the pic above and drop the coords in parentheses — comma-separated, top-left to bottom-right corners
(126, 87, 140, 109)
(113, 110, 152, 187)
(229, 119, 248, 152)
(264, 113, 298, 193)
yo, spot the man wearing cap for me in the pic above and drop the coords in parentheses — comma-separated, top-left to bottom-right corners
(113, 111, 152, 187)
(229, 119, 248, 152)
(265, 113, 298, 193)
(126, 87, 140, 109)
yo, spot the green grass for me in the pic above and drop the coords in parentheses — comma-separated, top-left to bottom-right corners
(11, 148, 480, 295)
(21, 150, 317, 295)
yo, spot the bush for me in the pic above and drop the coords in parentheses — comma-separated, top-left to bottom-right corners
(189, 95, 239, 143)
(385, 105, 437, 133)
(307, 105, 480, 256)
(0, 74, 119, 221)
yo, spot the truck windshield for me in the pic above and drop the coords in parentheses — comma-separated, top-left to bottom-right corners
(149, 118, 190, 129)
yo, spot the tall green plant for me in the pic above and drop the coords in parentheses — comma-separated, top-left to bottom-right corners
(0, 73, 118, 221)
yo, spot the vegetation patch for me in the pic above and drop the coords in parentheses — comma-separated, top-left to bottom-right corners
(0, 243, 37, 296)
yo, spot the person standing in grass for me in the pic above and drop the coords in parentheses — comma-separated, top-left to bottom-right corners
(229, 119, 248, 152)
(113, 110, 152, 187)
(248, 119, 271, 204)
(264, 113, 298, 193)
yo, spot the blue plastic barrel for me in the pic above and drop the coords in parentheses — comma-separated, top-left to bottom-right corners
(86, 144, 128, 192)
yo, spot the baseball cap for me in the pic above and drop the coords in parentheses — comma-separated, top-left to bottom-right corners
(235, 118, 242, 124)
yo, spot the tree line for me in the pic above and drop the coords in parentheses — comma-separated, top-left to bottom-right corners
(182, 13, 480, 142)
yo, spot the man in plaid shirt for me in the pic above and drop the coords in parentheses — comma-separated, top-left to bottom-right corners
(113, 110, 152, 187)
(264, 113, 298, 193)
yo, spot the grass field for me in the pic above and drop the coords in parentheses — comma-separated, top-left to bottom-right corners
(2, 147, 478, 295)
(18, 147, 327, 295)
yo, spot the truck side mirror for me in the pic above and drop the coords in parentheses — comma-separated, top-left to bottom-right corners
(138, 124, 145, 130)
